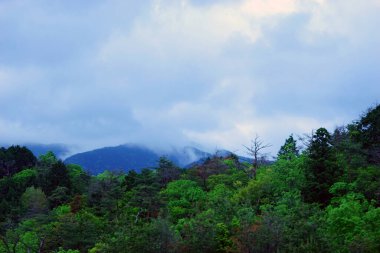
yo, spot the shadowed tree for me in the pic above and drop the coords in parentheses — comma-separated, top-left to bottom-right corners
(0, 146, 36, 178)
(303, 128, 342, 206)
(195, 156, 228, 189)
(156, 157, 181, 187)
(350, 104, 380, 164)
(21, 187, 48, 218)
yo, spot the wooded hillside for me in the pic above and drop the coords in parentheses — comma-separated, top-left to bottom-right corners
(1, 105, 379, 253)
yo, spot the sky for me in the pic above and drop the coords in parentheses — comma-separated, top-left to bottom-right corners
(0, 0, 379, 156)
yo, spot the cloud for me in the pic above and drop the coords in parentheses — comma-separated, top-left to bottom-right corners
(0, 0, 379, 156)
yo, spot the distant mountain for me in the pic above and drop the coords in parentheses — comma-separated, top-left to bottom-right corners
(64, 145, 160, 175)
(26, 144, 71, 159)
(64, 144, 253, 175)
(184, 149, 253, 168)
(164, 146, 211, 167)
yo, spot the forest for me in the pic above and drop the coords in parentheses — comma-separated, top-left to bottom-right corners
(0, 105, 379, 253)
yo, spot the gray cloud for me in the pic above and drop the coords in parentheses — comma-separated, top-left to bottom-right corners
(0, 0, 379, 156)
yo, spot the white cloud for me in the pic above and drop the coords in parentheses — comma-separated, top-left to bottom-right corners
(97, 0, 305, 66)
(240, 0, 298, 17)
(183, 113, 340, 155)
(0, 0, 379, 156)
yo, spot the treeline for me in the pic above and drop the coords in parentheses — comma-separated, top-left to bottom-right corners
(0, 105, 379, 253)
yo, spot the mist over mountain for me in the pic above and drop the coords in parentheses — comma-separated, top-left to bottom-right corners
(1, 141, 252, 174)
(64, 145, 159, 174)
(63, 145, 219, 174)
(63, 144, 254, 175)
(164, 146, 211, 167)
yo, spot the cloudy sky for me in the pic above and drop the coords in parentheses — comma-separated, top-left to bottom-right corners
(0, 0, 379, 156)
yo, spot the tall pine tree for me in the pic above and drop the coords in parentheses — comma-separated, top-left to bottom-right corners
(277, 134, 299, 160)
(303, 128, 342, 206)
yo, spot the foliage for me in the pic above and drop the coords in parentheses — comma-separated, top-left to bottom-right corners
(157, 157, 182, 187)
(277, 134, 299, 160)
(161, 180, 206, 222)
(303, 128, 342, 206)
(20, 186, 48, 218)
(0, 146, 36, 178)
(325, 193, 380, 252)
(350, 104, 380, 163)
(0, 105, 379, 252)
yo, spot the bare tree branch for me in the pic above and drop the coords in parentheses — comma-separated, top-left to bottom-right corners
(243, 134, 271, 179)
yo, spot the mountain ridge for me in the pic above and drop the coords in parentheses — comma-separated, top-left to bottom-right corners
(63, 144, 251, 174)
(4, 143, 252, 175)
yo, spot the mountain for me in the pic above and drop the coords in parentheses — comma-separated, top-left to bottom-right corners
(165, 146, 211, 167)
(64, 144, 253, 175)
(25, 144, 71, 159)
(183, 149, 253, 168)
(64, 145, 213, 174)
(64, 145, 160, 174)
(2, 142, 252, 175)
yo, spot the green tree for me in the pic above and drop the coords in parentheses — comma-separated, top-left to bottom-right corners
(0, 169, 38, 221)
(350, 104, 380, 164)
(0, 146, 36, 178)
(11, 169, 37, 191)
(175, 209, 218, 253)
(191, 156, 228, 189)
(48, 186, 70, 208)
(303, 128, 342, 205)
(325, 193, 380, 252)
(20, 187, 48, 218)
(123, 170, 138, 191)
(353, 166, 380, 205)
(206, 168, 248, 191)
(156, 157, 181, 187)
(121, 169, 161, 222)
(88, 171, 125, 216)
(66, 164, 90, 195)
(36, 152, 72, 197)
(46, 161, 71, 196)
(207, 184, 234, 223)
(161, 180, 206, 223)
(90, 218, 177, 253)
(58, 210, 104, 252)
(277, 134, 299, 160)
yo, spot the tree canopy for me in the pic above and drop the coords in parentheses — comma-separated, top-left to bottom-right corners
(1, 105, 379, 252)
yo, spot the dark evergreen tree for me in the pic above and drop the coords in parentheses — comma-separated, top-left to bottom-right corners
(123, 169, 138, 191)
(129, 169, 161, 220)
(88, 171, 125, 216)
(191, 156, 229, 189)
(156, 157, 181, 187)
(0, 146, 36, 178)
(303, 128, 341, 206)
(350, 104, 380, 164)
(277, 134, 299, 160)
(45, 161, 72, 196)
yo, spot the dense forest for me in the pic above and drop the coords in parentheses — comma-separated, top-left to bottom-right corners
(0, 105, 379, 253)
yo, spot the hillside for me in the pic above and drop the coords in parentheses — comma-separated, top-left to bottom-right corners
(0, 105, 379, 253)
(64, 145, 160, 174)
(64, 145, 214, 174)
